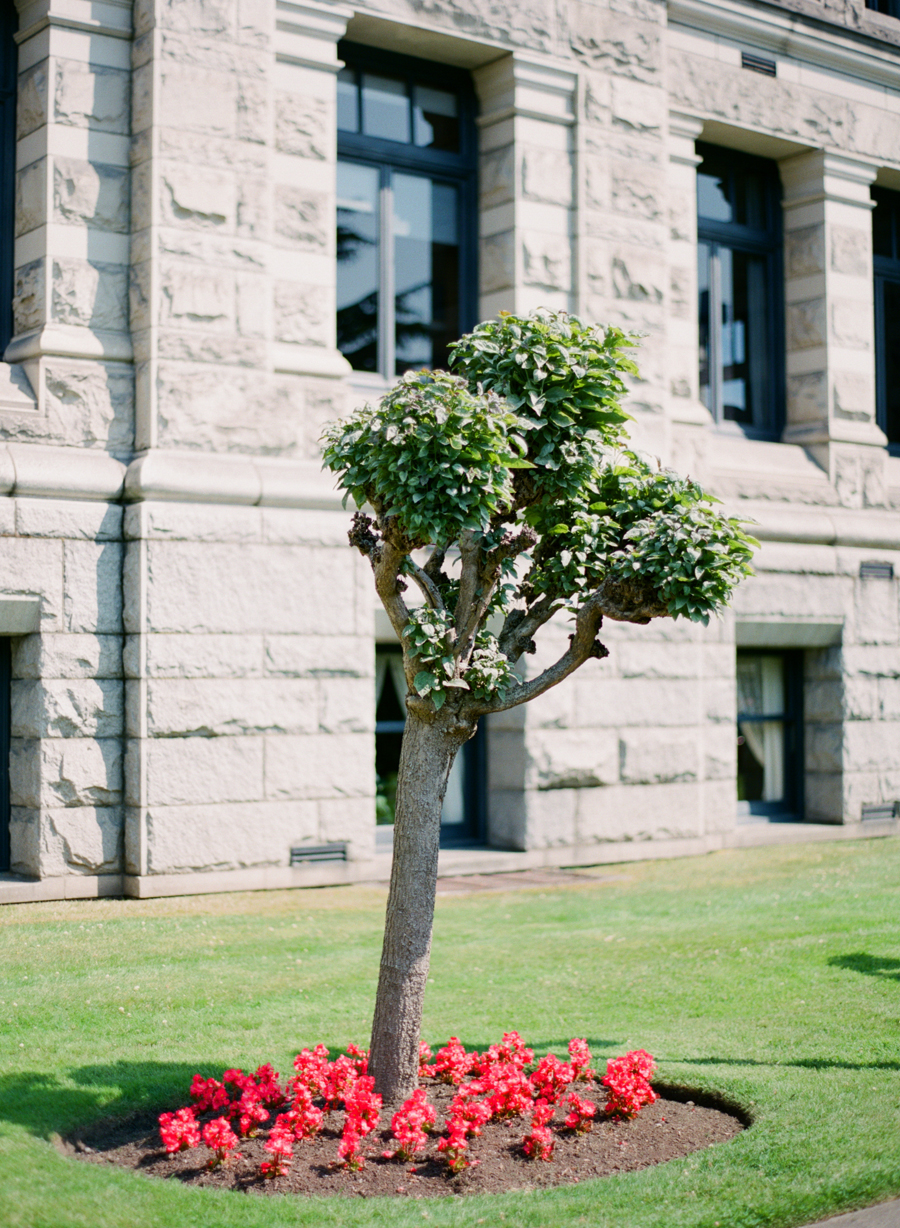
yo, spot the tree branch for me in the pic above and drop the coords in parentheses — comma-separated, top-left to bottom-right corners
(405, 561, 445, 612)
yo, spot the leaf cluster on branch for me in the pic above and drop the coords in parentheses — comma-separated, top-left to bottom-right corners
(322, 311, 757, 720)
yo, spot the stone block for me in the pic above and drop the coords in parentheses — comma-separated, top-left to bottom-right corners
(804, 678, 843, 722)
(878, 677, 900, 720)
(571, 11, 663, 83)
(160, 165, 236, 229)
(787, 371, 827, 424)
(51, 258, 129, 332)
(154, 364, 302, 453)
(619, 730, 700, 783)
(236, 272, 268, 338)
(146, 678, 318, 737)
(831, 300, 871, 350)
(785, 224, 824, 278)
(259, 508, 348, 548)
(0, 537, 64, 624)
(843, 720, 900, 774)
(15, 498, 122, 541)
(13, 259, 45, 333)
(12, 633, 123, 680)
(487, 729, 527, 790)
(529, 727, 618, 789)
(130, 501, 262, 543)
(157, 0, 235, 36)
(237, 180, 269, 239)
(522, 233, 571, 291)
(805, 645, 844, 680)
(263, 732, 372, 801)
(12, 678, 123, 739)
(842, 675, 878, 720)
(275, 92, 329, 159)
(55, 61, 130, 133)
(575, 781, 704, 842)
(611, 77, 664, 134)
(611, 251, 664, 302)
(523, 787, 577, 848)
(521, 148, 572, 205)
(705, 678, 736, 722)
(144, 800, 320, 875)
(159, 66, 236, 136)
(572, 676, 701, 727)
(140, 735, 265, 807)
(18, 61, 48, 138)
(264, 634, 370, 679)
(787, 299, 826, 350)
(480, 231, 515, 294)
(318, 676, 374, 734)
(610, 161, 663, 221)
(480, 145, 514, 209)
(486, 789, 528, 850)
(832, 371, 873, 422)
(806, 722, 843, 774)
(830, 225, 869, 277)
(43, 359, 134, 451)
(702, 779, 737, 833)
(11, 737, 123, 808)
(274, 187, 329, 248)
(142, 541, 359, 635)
(272, 281, 331, 346)
(54, 158, 130, 232)
(853, 577, 900, 645)
(136, 633, 263, 679)
(7, 807, 39, 876)
(160, 262, 234, 331)
(237, 74, 268, 143)
(318, 797, 375, 860)
(704, 725, 736, 782)
(64, 540, 123, 634)
(38, 806, 123, 875)
(16, 160, 46, 236)
(804, 771, 844, 823)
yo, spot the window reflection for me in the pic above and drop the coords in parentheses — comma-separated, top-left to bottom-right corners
(336, 161, 379, 372)
(413, 85, 459, 151)
(362, 73, 410, 143)
(393, 174, 459, 373)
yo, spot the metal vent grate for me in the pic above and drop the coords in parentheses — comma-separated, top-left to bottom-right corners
(741, 51, 776, 76)
(861, 802, 899, 821)
(290, 842, 347, 865)
(859, 560, 894, 580)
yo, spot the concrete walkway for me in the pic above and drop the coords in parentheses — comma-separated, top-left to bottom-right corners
(800, 1201, 900, 1227)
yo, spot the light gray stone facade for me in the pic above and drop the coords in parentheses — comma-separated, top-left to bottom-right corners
(1, 0, 898, 900)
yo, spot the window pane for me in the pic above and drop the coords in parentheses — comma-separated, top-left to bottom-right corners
(698, 241, 712, 412)
(720, 248, 767, 425)
(442, 754, 466, 827)
(413, 84, 459, 151)
(336, 161, 380, 372)
(880, 278, 900, 443)
(737, 654, 787, 805)
(872, 188, 895, 259)
(337, 67, 358, 132)
(362, 73, 410, 143)
(698, 168, 732, 223)
(393, 174, 460, 374)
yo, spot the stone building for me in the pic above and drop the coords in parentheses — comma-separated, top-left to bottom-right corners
(0, 0, 898, 905)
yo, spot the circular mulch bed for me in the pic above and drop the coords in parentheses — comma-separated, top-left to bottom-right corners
(62, 1083, 746, 1199)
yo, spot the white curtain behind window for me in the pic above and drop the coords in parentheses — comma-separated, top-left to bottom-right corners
(737, 655, 785, 802)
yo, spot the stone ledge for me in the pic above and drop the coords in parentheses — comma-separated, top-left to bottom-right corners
(3, 820, 895, 904)
(2, 444, 127, 501)
(124, 450, 343, 509)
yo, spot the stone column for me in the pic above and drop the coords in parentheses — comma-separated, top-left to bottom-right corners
(474, 54, 578, 320)
(779, 150, 887, 507)
(6, 0, 134, 442)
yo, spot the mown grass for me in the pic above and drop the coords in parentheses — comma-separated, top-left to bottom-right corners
(1, 836, 898, 1228)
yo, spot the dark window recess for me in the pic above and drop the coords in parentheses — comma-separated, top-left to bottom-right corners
(376, 647, 486, 847)
(290, 843, 347, 864)
(861, 801, 900, 820)
(0, 5, 17, 355)
(871, 186, 900, 447)
(697, 144, 784, 438)
(866, 0, 900, 17)
(859, 560, 894, 580)
(736, 650, 803, 819)
(741, 52, 776, 76)
(336, 42, 477, 378)
(0, 639, 10, 872)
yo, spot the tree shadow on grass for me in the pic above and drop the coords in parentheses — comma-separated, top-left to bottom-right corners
(673, 1056, 900, 1072)
(828, 953, 900, 981)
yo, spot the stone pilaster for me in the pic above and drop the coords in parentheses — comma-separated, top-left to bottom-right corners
(5, 0, 134, 448)
(474, 54, 578, 320)
(779, 150, 887, 506)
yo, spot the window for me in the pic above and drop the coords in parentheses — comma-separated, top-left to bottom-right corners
(736, 650, 803, 819)
(0, 640, 10, 871)
(376, 648, 486, 846)
(871, 186, 900, 448)
(866, 0, 900, 17)
(336, 42, 477, 378)
(0, 5, 17, 355)
(697, 144, 783, 436)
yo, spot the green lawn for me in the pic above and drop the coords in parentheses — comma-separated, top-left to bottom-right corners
(1, 837, 899, 1228)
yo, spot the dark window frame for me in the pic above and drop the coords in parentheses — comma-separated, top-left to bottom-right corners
(865, 0, 900, 18)
(0, 5, 17, 356)
(697, 142, 785, 440)
(336, 40, 478, 379)
(736, 648, 804, 820)
(871, 185, 900, 450)
(0, 639, 10, 872)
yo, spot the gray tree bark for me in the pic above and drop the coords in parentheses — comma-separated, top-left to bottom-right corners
(368, 713, 466, 1106)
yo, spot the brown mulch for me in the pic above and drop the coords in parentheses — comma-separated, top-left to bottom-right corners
(63, 1082, 746, 1199)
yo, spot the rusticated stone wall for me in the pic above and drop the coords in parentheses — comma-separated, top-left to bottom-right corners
(0, 0, 898, 897)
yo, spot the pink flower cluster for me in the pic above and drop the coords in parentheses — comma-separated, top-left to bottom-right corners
(382, 1088, 436, 1162)
(523, 1099, 555, 1161)
(336, 1076, 382, 1170)
(601, 1049, 659, 1119)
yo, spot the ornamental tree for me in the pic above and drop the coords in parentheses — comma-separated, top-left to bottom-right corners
(322, 311, 755, 1105)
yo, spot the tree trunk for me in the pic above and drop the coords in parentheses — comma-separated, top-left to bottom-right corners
(368, 713, 461, 1106)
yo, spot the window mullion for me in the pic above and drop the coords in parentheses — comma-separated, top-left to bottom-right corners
(379, 172, 396, 379)
(709, 244, 723, 424)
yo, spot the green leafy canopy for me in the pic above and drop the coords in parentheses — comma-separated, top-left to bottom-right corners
(322, 311, 757, 710)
